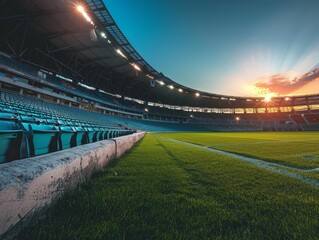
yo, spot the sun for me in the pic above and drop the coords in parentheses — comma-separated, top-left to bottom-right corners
(264, 93, 273, 102)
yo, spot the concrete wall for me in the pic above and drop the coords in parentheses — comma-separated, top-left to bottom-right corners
(0, 132, 146, 237)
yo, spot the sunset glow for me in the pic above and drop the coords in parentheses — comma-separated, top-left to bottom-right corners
(264, 93, 274, 103)
(106, 1, 319, 97)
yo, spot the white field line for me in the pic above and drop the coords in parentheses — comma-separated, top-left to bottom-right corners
(166, 138, 319, 187)
(210, 140, 306, 147)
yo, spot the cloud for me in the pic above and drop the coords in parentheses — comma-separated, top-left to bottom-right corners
(253, 68, 319, 95)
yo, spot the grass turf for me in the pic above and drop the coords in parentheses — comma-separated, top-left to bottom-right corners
(19, 133, 319, 239)
(159, 132, 319, 169)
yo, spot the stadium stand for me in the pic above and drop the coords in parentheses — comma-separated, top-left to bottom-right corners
(290, 114, 308, 124)
(0, 89, 136, 163)
(304, 113, 319, 123)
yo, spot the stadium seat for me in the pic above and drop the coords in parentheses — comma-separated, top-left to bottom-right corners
(22, 123, 59, 157)
(74, 126, 88, 146)
(0, 112, 18, 122)
(0, 121, 23, 163)
(59, 126, 76, 150)
(96, 127, 105, 141)
(1, 107, 16, 114)
(115, 130, 119, 138)
(46, 118, 58, 125)
(103, 130, 111, 139)
(110, 130, 118, 138)
(108, 130, 113, 138)
(85, 127, 96, 143)
(19, 115, 36, 123)
(56, 119, 67, 126)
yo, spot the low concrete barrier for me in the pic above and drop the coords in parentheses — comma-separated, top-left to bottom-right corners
(0, 132, 145, 237)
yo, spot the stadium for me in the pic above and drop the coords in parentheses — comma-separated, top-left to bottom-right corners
(0, 0, 318, 239)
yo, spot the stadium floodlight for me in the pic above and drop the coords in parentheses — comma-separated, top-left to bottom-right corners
(77, 4, 94, 25)
(116, 49, 128, 59)
(178, 88, 183, 93)
(285, 97, 290, 101)
(158, 80, 165, 86)
(168, 85, 174, 89)
(144, 108, 149, 112)
(146, 74, 154, 80)
(195, 92, 200, 97)
(236, 116, 240, 121)
(131, 63, 141, 71)
(108, 40, 112, 44)
(77, 5, 84, 12)
(101, 32, 107, 39)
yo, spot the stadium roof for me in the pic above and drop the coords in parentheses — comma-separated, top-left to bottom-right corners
(0, 0, 318, 109)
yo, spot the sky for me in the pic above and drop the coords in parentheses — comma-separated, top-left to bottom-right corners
(105, 0, 319, 97)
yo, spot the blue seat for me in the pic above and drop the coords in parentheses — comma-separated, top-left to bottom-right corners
(114, 130, 119, 138)
(74, 126, 88, 146)
(85, 127, 96, 143)
(59, 126, 76, 150)
(92, 127, 103, 141)
(103, 130, 111, 139)
(19, 115, 36, 123)
(22, 123, 59, 157)
(56, 119, 67, 126)
(98, 128, 106, 140)
(46, 118, 58, 125)
(0, 121, 23, 163)
(0, 113, 18, 122)
(110, 130, 117, 138)
(1, 108, 16, 114)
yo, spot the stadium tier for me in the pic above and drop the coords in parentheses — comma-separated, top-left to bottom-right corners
(0, 89, 137, 163)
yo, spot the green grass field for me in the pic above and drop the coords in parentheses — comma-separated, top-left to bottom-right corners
(159, 132, 319, 169)
(19, 132, 319, 240)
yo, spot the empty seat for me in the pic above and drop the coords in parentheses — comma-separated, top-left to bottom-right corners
(56, 119, 67, 126)
(59, 126, 76, 150)
(110, 130, 118, 138)
(114, 130, 119, 138)
(103, 130, 111, 139)
(94, 127, 104, 141)
(74, 126, 88, 146)
(1, 107, 16, 114)
(0, 121, 23, 163)
(0, 113, 18, 122)
(93, 127, 103, 141)
(22, 123, 59, 157)
(19, 115, 36, 123)
(85, 127, 96, 143)
(46, 118, 58, 125)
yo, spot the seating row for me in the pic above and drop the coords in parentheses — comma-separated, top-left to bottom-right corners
(0, 119, 135, 163)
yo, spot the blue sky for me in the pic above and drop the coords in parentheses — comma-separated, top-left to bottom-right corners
(105, 0, 319, 96)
